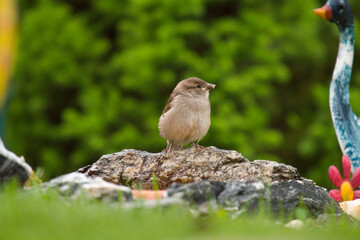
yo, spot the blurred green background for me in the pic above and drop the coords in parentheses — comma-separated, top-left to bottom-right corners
(4, 0, 360, 187)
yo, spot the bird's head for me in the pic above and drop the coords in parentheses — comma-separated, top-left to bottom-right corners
(314, 0, 353, 29)
(176, 77, 215, 98)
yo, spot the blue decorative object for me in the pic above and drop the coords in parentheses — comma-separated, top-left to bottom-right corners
(314, 0, 360, 172)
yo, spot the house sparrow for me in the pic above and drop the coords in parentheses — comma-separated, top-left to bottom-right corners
(159, 77, 216, 151)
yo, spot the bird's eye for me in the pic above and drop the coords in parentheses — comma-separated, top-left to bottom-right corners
(339, 3, 345, 13)
(196, 85, 202, 88)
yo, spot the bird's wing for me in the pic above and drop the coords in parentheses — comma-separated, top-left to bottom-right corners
(162, 90, 182, 115)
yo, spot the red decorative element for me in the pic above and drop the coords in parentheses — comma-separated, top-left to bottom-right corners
(328, 165, 342, 188)
(329, 189, 342, 202)
(342, 155, 351, 181)
(328, 155, 360, 202)
(350, 167, 360, 189)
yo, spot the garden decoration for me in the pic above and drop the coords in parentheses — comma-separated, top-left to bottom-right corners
(0, 0, 16, 109)
(0, 138, 32, 185)
(0, 0, 17, 137)
(0, 0, 32, 186)
(328, 155, 360, 202)
(314, 0, 360, 172)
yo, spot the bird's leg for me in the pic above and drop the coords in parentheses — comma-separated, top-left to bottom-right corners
(191, 140, 204, 148)
(162, 141, 179, 152)
(162, 140, 172, 152)
(172, 143, 182, 151)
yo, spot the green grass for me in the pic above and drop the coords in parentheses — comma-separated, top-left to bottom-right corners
(0, 184, 359, 240)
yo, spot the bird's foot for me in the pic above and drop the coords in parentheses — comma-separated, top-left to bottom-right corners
(162, 146, 181, 153)
(191, 143, 204, 148)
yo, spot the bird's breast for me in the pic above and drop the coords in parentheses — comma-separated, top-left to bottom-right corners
(158, 95, 211, 144)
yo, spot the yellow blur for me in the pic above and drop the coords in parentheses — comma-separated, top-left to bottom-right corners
(341, 181, 354, 201)
(0, 0, 17, 108)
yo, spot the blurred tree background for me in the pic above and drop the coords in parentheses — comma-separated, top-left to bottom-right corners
(4, 0, 360, 188)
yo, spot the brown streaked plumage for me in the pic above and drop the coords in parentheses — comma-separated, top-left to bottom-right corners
(159, 77, 215, 151)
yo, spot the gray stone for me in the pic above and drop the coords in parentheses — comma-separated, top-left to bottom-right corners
(166, 181, 226, 204)
(70, 146, 346, 220)
(40, 172, 133, 202)
(79, 146, 302, 190)
(122, 197, 185, 210)
(165, 179, 343, 218)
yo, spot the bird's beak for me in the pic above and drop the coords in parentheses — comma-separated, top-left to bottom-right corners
(206, 83, 216, 90)
(313, 4, 332, 21)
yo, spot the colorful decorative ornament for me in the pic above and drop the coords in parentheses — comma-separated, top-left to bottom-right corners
(328, 156, 360, 202)
(314, 0, 360, 172)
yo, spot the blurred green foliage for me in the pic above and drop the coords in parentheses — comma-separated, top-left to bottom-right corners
(6, 0, 360, 187)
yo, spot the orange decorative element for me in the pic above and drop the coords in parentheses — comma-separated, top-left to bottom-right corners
(132, 190, 165, 200)
(0, 0, 17, 108)
(313, 4, 333, 21)
(341, 181, 354, 202)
